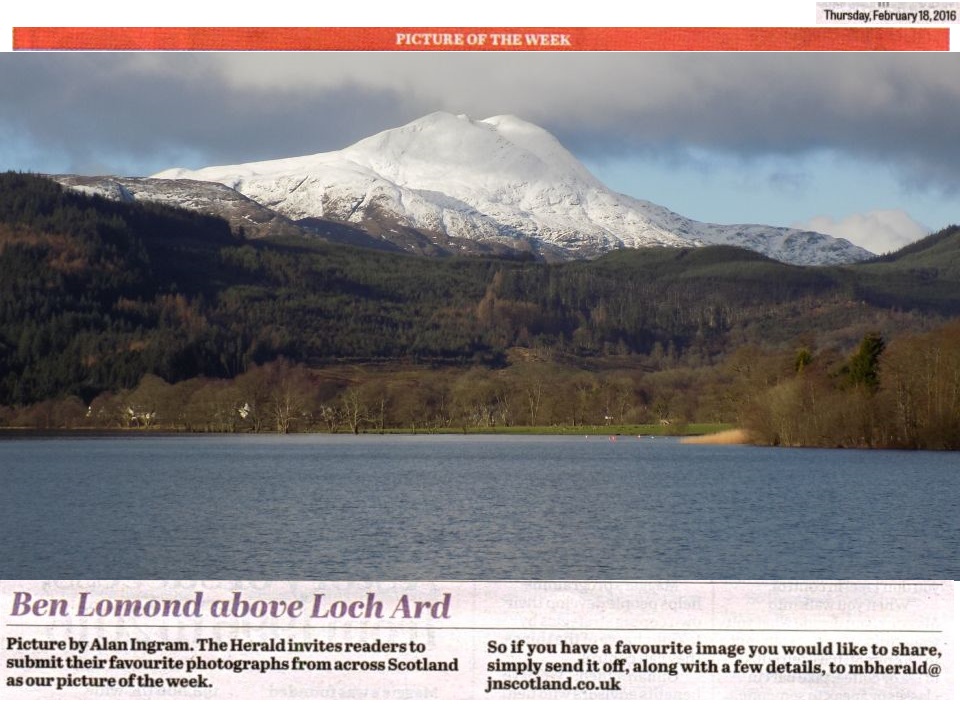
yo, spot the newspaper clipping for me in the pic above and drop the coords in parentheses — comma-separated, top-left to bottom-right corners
(1, 1, 957, 706)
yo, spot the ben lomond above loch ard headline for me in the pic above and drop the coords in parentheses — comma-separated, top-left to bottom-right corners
(57, 112, 872, 266)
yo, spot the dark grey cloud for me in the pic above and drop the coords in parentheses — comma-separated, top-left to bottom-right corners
(0, 54, 422, 174)
(1, 52, 958, 192)
(536, 54, 960, 191)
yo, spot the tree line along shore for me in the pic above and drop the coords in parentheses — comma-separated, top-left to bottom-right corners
(3, 172, 960, 448)
(4, 322, 960, 449)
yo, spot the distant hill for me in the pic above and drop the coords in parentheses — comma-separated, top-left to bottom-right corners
(0, 172, 956, 407)
(863, 224, 960, 272)
(852, 225, 960, 313)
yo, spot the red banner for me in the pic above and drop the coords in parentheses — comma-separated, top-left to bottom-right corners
(12, 26, 950, 51)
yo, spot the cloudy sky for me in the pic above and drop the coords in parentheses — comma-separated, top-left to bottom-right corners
(2, 51, 958, 254)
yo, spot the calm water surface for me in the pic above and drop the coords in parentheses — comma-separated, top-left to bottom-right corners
(1, 434, 957, 579)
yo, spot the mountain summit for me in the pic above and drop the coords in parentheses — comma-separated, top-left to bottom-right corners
(150, 112, 870, 264)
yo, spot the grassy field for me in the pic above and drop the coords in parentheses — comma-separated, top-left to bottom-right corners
(375, 423, 733, 436)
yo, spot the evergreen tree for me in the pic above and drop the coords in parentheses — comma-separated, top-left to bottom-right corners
(846, 332, 885, 392)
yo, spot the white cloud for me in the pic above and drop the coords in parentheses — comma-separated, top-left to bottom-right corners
(794, 209, 929, 255)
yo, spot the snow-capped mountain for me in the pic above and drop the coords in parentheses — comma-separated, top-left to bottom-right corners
(99, 112, 877, 264)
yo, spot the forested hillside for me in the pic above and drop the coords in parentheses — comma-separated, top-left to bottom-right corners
(2, 172, 959, 446)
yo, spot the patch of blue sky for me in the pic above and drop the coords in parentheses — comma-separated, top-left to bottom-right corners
(584, 148, 953, 235)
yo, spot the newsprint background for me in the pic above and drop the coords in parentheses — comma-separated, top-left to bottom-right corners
(1, 0, 958, 710)
(0, 580, 954, 700)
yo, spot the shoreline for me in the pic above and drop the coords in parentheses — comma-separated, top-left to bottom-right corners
(679, 428, 752, 445)
(0, 423, 732, 438)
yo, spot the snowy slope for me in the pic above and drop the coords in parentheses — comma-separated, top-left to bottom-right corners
(155, 112, 872, 264)
(54, 174, 311, 239)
